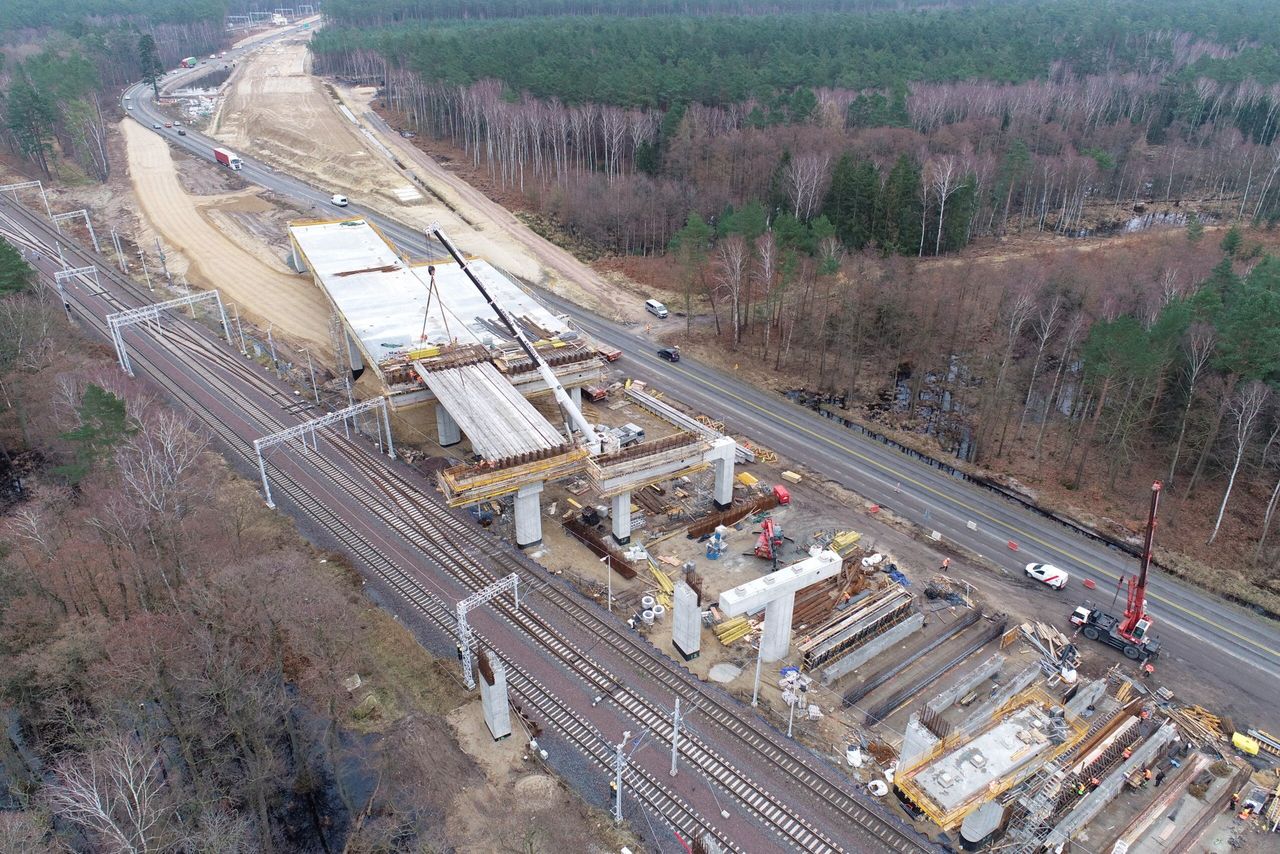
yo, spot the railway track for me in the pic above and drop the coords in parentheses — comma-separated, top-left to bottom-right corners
(2, 202, 935, 854)
(0, 206, 738, 850)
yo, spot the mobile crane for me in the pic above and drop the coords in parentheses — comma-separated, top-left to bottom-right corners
(426, 223, 603, 455)
(1069, 481, 1162, 661)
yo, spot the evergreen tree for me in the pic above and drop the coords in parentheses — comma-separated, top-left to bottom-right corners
(1186, 213, 1204, 243)
(5, 76, 57, 177)
(878, 154, 923, 255)
(1220, 224, 1243, 257)
(138, 34, 163, 98)
(55, 384, 137, 484)
(0, 241, 33, 295)
(822, 153, 880, 250)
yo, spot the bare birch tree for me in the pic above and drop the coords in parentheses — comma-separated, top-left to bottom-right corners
(715, 235, 749, 348)
(1167, 323, 1216, 485)
(1207, 380, 1271, 544)
(1018, 295, 1062, 436)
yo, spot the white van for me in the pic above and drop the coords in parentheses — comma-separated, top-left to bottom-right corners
(645, 299, 668, 319)
(331, 194, 349, 207)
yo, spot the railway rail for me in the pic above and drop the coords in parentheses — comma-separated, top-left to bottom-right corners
(1, 200, 935, 854)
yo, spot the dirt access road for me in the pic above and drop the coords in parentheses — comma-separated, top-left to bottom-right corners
(122, 120, 333, 356)
(210, 32, 644, 322)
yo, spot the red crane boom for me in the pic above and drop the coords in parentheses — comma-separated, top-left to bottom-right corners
(1120, 481, 1162, 639)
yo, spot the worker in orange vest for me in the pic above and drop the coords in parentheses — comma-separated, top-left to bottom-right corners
(941, 558, 951, 571)
(1142, 768, 1153, 783)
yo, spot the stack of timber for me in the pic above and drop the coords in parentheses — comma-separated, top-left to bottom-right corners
(797, 583, 914, 670)
(1167, 705, 1223, 746)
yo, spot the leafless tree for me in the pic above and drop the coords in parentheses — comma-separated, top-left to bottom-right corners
(785, 152, 830, 221)
(1167, 323, 1216, 485)
(46, 733, 175, 854)
(928, 156, 964, 256)
(1207, 380, 1271, 544)
(1018, 295, 1063, 436)
(715, 235, 749, 348)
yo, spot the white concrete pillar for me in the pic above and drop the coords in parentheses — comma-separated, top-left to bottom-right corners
(514, 480, 545, 548)
(611, 490, 632, 545)
(570, 385, 582, 408)
(706, 436, 737, 509)
(479, 655, 512, 740)
(760, 591, 797, 662)
(672, 580, 701, 661)
(435, 404, 461, 446)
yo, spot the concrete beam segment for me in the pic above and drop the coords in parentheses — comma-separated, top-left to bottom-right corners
(672, 580, 701, 661)
(570, 385, 582, 408)
(957, 664, 1041, 737)
(719, 549, 842, 615)
(720, 550, 840, 663)
(480, 656, 512, 740)
(435, 403, 461, 446)
(926, 653, 1006, 715)
(514, 480, 545, 548)
(821, 612, 924, 684)
(705, 436, 737, 509)
(611, 491, 632, 545)
(1044, 722, 1178, 849)
(899, 712, 941, 770)
(1065, 678, 1108, 719)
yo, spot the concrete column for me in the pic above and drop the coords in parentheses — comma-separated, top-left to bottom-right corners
(706, 437, 737, 510)
(570, 385, 582, 408)
(760, 592, 797, 663)
(672, 580, 701, 661)
(611, 491, 632, 545)
(480, 656, 512, 740)
(435, 404, 461, 447)
(899, 713, 941, 770)
(514, 481, 545, 548)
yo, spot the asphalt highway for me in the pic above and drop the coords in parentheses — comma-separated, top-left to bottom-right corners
(126, 49, 1279, 725)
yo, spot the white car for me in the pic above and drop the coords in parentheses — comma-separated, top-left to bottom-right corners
(330, 194, 349, 207)
(1025, 563, 1069, 590)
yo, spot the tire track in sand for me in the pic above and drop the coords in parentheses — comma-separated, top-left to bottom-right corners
(123, 120, 333, 358)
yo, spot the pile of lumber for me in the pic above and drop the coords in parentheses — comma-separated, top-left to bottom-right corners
(1167, 704, 1223, 746)
(714, 616, 756, 645)
(646, 558, 674, 608)
(1019, 620, 1073, 662)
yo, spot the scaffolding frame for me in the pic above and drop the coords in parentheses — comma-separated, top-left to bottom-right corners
(51, 209, 100, 254)
(107, 290, 232, 377)
(457, 573, 520, 689)
(0, 180, 52, 219)
(253, 397, 396, 508)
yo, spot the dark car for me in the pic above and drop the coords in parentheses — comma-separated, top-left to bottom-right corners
(177, 128, 187, 135)
(657, 346, 680, 362)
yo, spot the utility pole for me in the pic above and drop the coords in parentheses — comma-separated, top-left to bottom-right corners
(670, 698, 682, 777)
(137, 244, 153, 291)
(751, 636, 764, 707)
(305, 348, 320, 404)
(267, 322, 280, 376)
(613, 731, 631, 824)
(154, 237, 172, 284)
(230, 303, 247, 354)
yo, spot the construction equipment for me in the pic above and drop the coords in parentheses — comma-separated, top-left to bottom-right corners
(427, 224, 602, 454)
(754, 517, 786, 567)
(1069, 481, 1162, 661)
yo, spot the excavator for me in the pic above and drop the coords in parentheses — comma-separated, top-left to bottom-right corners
(1070, 481, 1163, 661)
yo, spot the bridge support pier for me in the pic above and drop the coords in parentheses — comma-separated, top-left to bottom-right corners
(706, 436, 737, 510)
(514, 480, 544, 548)
(435, 404, 461, 447)
(611, 491, 632, 545)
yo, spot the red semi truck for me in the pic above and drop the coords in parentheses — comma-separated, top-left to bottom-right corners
(212, 147, 243, 171)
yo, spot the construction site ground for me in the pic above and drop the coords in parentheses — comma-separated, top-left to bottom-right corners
(121, 119, 333, 357)
(8, 22, 1273, 853)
